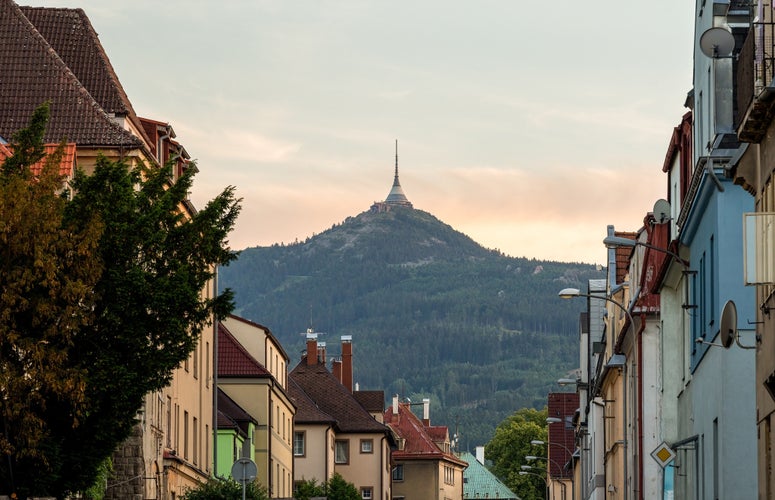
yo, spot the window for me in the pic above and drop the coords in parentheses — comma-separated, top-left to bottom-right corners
(392, 464, 404, 481)
(294, 431, 305, 457)
(166, 396, 172, 447)
(205, 342, 210, 387)
(335, 440, 349, 464)
(444, 465, 454, 485)
(360, 487, 373, 499)
(193, 343, 198, 379)
(360, 439, 373, 454)
(193, 417, 198, 465)
(183, 411, 189, 460)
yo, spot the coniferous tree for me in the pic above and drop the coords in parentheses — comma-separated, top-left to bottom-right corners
(0, 105, 241, 496)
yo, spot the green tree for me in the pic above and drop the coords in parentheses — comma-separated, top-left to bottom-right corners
(0, 103, 103, 495)
(485, 407, 548, 500)
(0, 105, 241, 496)
(182, 477, 268, 500)
(294, 478, 325, 500)
(325, 473, 361, 500)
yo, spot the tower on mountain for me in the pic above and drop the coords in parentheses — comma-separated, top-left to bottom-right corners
(371, 140, 413, 213)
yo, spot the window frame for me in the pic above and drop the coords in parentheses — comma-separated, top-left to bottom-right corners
(360, 438, 374, 454)
(335, 439, 350, 464)
(294, 431, 306, 457)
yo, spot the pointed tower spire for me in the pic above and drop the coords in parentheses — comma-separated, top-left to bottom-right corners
(385, 139, 412, 207)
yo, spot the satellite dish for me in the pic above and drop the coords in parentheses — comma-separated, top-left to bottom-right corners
(719, 300, 737, 348)
(700, 27, 735, 58)
(653, 199, 671, 224)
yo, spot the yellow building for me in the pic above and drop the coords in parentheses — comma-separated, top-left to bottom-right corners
(218, 315, 296, 498)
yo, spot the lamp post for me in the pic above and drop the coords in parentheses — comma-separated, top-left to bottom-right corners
(558, 288, 635, 330)
(602, 235, 689, 268)
(532, 436, 575, 500)
(519, 470, 548, 500)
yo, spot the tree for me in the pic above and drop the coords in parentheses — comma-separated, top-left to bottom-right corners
(0, 103, 103, 495)
(0, 105, 241, 496)
(485, 407, 548, 500)
(294, 478, 325, 500)
(182, 477, 268, 500)
(324, 473, 361, 500)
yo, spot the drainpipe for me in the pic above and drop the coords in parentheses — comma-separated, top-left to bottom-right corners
(637, 314, 646, 500)
(212, 271, 219, 478)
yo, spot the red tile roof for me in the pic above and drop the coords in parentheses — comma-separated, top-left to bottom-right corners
(0, 0, 142, 148)
(383, 402, 466, 467)
(613, 231, 636, 284)
(217, 323, 272, 378)
(0, 143, 76, 177)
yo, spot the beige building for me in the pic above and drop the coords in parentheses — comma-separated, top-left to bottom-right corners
(290, 334, 394, 499)
(218, 315, 296, 498)
(0, 2, 215, 497)
(383, 397, 467, 500)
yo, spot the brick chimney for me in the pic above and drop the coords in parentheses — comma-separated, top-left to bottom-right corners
(332, 359, 342, 382)
(341, 335, 353, 393)
(305, 332, 317, 366)
(317, 342, 326, 364)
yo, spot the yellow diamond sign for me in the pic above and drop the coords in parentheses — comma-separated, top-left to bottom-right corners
(651, 442, 676, 468)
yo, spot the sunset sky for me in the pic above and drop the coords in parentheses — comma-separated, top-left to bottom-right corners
(26, 0, 694, 265)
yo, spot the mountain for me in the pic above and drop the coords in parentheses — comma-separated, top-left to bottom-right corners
(219, 206, 605, 447)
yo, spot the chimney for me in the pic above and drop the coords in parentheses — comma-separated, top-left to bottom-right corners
(392, 395, 399, 415)
(422, 398, 430, 425)
(305, 332, 317, 366)
(317, 342, 326, 364)
(332, 359, 342, 382)
(341, 335, 353, 393)
(475, 445, 485, 464)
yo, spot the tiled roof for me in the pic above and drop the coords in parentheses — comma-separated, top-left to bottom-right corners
(290, 360, 388, 434)
(0, 143, 76, 176)
(383, 402, 467, 466)
(288, 376, 336, 425)
(353, 390, 384, 414)
(457, 451, 518, 500)
(217, 388, 256, 436)
(0, 0, 142, 148)
(613, 231, 636, 284)
(217, 323, 272, 378)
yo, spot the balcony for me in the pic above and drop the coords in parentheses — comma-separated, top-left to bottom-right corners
(738, 20, 775, 143)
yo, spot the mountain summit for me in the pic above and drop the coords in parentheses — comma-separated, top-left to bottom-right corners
(220, 204, 604, 446)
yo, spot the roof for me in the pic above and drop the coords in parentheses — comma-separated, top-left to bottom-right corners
(457, 451, 519, 500)
(217, 322, 272, 378)
(288, 377, 337, 425)
(613, 231, 636, 284)
(383, 402, 467, 467)
(0, 142, 76, 176)
(217, 388, 257, 435)
(290, 359, 389, 434)
(353, 390, 385, 414)
(0, 0, 142, 148)
(226, 313, 291, 362)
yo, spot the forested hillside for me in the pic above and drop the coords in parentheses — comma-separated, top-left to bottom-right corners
(219, 206, 605, 446)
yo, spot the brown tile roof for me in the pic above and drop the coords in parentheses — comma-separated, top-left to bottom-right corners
(289, 376, 337, 425)
(217, 388, 257, 435)
(217, 323, 272, 378)
(290, 360, 389, 434)
(0, 0, 142, 148)
(383, 402, 466, 467)
(353, 390, 385, 414)
(613, 231, 636, 284)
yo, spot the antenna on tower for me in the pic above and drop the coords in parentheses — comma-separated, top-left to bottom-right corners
(395, 139, 399, 178)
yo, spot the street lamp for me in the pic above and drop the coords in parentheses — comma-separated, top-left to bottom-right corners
(519, 470, 549, 500)
(558, 288, 635, 330)
(532, 438, 575, 500)
(602, 235, 689, 267)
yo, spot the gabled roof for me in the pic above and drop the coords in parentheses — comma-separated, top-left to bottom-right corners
(226, 313, 290, 362)
(290, 360, 389, 434)
(353, 390, 384, 414)
(383, 402, 467, 466)
(217, 388, 257, 435)
(288, 376, 337, 425)
(217, 323, 272, 378)
(0, 0, 141, 148)
(457, 451, 519, 500)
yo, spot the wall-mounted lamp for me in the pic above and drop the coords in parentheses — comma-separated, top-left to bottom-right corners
(558, 377, 589, 389)
(559, 288, 635, 331)
(606, 354, 626, 369)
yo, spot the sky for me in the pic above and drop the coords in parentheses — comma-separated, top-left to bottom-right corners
(25, 0, 695, 265)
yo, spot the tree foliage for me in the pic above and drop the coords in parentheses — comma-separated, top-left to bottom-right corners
(182, 477, 268, 500)
(485, 407, 548, 500)
(0, 105, 241, 497)
(294, 473, 361, 500)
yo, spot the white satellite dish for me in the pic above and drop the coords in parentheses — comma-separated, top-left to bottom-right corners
(653, 199, 671, 224)
(700, 27, 735, 58)
(719, 300, 737, 348)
